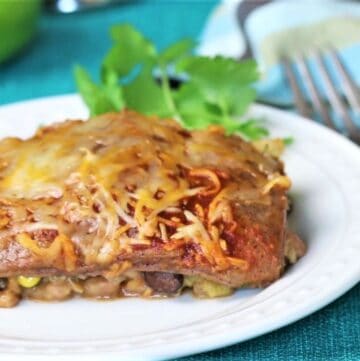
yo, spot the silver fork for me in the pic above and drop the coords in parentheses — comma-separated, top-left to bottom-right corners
(281, 50, 360, 144)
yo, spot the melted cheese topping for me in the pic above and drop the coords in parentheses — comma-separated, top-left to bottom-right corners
(0, 111, 290, 272)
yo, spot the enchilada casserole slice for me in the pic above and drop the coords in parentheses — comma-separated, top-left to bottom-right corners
(0, 111, 305, 307)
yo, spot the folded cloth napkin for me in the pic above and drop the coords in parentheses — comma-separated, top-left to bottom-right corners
(198, 0, 360, 107)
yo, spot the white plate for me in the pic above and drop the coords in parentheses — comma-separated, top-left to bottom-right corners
(0, 95, 359, 361)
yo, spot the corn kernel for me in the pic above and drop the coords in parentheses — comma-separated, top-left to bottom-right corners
(17, 276, 41, 288)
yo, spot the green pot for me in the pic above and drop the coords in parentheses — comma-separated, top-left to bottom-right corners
(0, 0, 42, 63)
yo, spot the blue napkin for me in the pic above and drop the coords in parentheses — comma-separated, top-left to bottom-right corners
(198, 0, 360, 107)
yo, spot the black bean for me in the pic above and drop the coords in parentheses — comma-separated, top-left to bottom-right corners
(144, 272, 183, 294)
(287, 195, 294, 215)
(0, 278, 8, 291)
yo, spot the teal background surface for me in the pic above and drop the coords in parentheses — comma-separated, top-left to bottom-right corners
(0, 1, 359, 360)
(0, 0, 218, 104)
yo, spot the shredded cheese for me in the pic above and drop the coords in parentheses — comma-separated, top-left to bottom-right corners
(159, 223, 168, 242)
(16, 233, 76, 271)
(227, 257, 249, 270)
(0, 111, 289, 273)
(172, 210, 229, 269)
(189, 168, 221, 196)
(262, 175, 291, 194)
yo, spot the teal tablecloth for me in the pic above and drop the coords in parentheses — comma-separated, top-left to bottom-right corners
(0, 1, 359, 360)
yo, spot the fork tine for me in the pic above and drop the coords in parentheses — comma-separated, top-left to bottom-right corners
(313, 51, 358, 137)
(297, 55, 335, 129)
(281, 57, 311, 118)
(328, 49, 360, 114)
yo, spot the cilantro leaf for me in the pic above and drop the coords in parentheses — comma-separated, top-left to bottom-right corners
(123, 64, 173, 117)
(102, 24, 156, 79)
(178, 56, 258, 85)
(232, 119, 269, 140)
(74, 65, 124, 116)
(159, 38, 195, 65)
(178, 56, 258, 116)
(101, 68, 125, 111)
(174, 56, 260, 137)
(283, 137, 294, 145)
(74, 24, 270, 141)
(174, 83, 219, 128)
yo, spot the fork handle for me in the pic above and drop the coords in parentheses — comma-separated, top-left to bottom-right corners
(237, 0, 272, 60)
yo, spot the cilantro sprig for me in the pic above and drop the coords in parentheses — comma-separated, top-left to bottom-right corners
(74, 24, 268, 140)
